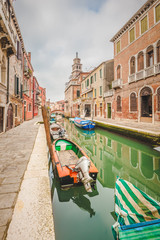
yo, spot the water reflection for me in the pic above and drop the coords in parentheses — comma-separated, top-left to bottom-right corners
(50, 168, 98, 218)
(64, 119, 160, 202)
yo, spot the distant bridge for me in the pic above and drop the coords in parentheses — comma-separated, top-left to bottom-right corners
(51, 110, 64, 114)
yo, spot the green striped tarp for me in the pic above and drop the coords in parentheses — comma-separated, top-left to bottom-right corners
(112, 178, 160, 239)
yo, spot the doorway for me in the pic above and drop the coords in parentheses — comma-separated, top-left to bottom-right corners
(7, 104, 13, 130)
(85, 104, 91, 117)
(140, 87, 152, 122)
(107, 103, 111, 118)
(0, 107, 4, 133)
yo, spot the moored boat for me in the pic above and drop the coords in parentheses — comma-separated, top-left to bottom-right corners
(52, 138, 98, 192)
(74, 117, 95, 130)
(50, 123, 67, 140)
(112, 178, 160, 239)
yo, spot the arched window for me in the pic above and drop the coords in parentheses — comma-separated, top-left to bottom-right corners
(117, 65, 121, 79)
(157, 88, 160, 111)
(137, 52, 144, 71)
(130, 56, 135, 74)
(146, 45, 154, 67)
(117, 95, 121, 112)
(130, 92, 137, 111)
(157, 40, 160, 63)
(1, 56, 6, 85)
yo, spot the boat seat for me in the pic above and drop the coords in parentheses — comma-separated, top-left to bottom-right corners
(60, 143, 67, 151)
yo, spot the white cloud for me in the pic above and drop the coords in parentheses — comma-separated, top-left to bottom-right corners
(14, 0, 146, 102)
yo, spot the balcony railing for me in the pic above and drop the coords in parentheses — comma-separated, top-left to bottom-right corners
(155, 62, 160, 75)
(104, 89, 114, 98)
(65, 80, 79, 89)
(112, 79, 122, 89)
(145, 65, 154, 78)
(128, 73, 135, 83)
(0, 2, 16, 52)
(136, 69, 144, 81)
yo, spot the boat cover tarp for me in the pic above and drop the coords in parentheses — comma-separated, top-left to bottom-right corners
(113, 178, 160, 239)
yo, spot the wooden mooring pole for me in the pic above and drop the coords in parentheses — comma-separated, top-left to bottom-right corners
(41, 106, 55, 171)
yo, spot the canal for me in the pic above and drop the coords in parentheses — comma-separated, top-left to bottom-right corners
(50, 119, 160, 240)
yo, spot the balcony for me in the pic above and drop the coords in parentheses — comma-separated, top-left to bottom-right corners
(145, 65, 154, 78)
(136, 70, 144, 81)
(128, 73, 136, 83)
(155, 62, 160, 75)
(65, 80, 79, 90)
(112, 79, 122, 89)
(0, 2, 16, 54)
(104, 89, 114, 98)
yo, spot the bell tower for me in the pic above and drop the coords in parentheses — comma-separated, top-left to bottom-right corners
(71, 52, 82, 79)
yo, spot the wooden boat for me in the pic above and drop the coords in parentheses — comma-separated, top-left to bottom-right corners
(50, 123, 66, 140)
(74, 117, 95, 130)
(52, 138, 98, 192)
(112, 178, 160, 239)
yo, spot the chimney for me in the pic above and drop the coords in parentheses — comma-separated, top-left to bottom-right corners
(28, 52, 31, 61)
(76, 52, 78, 58)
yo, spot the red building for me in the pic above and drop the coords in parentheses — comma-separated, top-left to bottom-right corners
(110, 0, 160, 124)
(33, 76, 41, 117)
(22, 52, 34, 121)
(39, 86, 46, 107)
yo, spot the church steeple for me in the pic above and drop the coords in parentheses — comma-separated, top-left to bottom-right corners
(71, 52, 82, 79)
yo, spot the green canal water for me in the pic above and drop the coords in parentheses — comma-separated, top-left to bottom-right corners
(50, 119, 160, 240)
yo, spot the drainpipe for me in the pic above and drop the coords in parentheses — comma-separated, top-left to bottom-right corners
(6, 56, 10, 104)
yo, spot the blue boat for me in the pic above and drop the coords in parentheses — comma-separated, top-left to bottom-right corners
(74, 117, 95, 130)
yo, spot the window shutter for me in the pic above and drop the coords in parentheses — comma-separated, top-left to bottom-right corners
(17, 77, 19, 95)
(141, 16, 148, 34)
(158, 88, 160, 111)
(130, 28, 135, 43)
(156, 4, 160, 23)
(117, 41, 120, 54)
(14, 75, 17, 95)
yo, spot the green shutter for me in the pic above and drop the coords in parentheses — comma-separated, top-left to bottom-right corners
(117, 40, 120, 54)
(156, 4, 160, 23)
(14, 75, 17, 95)
(141, 16, 148, 34)
(130, 28, 135, 43)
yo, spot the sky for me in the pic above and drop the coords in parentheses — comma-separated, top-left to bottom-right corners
(13, 0, 147, 102)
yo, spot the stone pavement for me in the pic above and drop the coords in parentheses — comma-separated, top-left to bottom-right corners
(0, 116, 55, 240)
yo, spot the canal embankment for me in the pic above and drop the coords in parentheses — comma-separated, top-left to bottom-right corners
(91, 118, 160, 146)
(0, 116, 55, 240)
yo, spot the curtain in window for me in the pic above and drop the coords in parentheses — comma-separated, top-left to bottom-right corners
(117, 65, 121, 79)
(157, 41, 160, 63)
(156, 4, 160, 23)
(141, 16, 148, 34)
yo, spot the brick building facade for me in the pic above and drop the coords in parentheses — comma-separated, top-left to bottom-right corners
(110, 0, 160, 124)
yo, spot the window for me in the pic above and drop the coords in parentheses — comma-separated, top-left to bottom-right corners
(82, 83, 84, 90)
(117, 65, 121, 79)
(28, 103, 32, 112)
(15, 105, 17, 117)
(90, 76, 93, 84)
(14, 75, 19, 95)
(141, 15, 148, 34)
(137, 52, 144, 71)
(129, 27, 135, 43)
(77, 90, 80, 98)
(100, 69, 102, 78)
(146, 46, 154, 67)
(117, 40, 120, 54)
(94, 73, 96, 82)
(17, 41, 22, 60)
(155, 4, 160, 23)
(130, 92, 137, 111)
(94, 89, 97, 98)
(157, 40, 160, 63)
(117, 95, 122, 112)
(100, 86, 102, 96)
(158, 88, 160, 111)
(130, 56, 135, 74)
(87, 78, 89, 87)
(1, 56, 6, 85)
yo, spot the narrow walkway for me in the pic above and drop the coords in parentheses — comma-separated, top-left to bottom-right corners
(0, 116, 55, 240)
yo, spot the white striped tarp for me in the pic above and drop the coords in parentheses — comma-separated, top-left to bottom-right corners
(114, 178, 160, 226)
